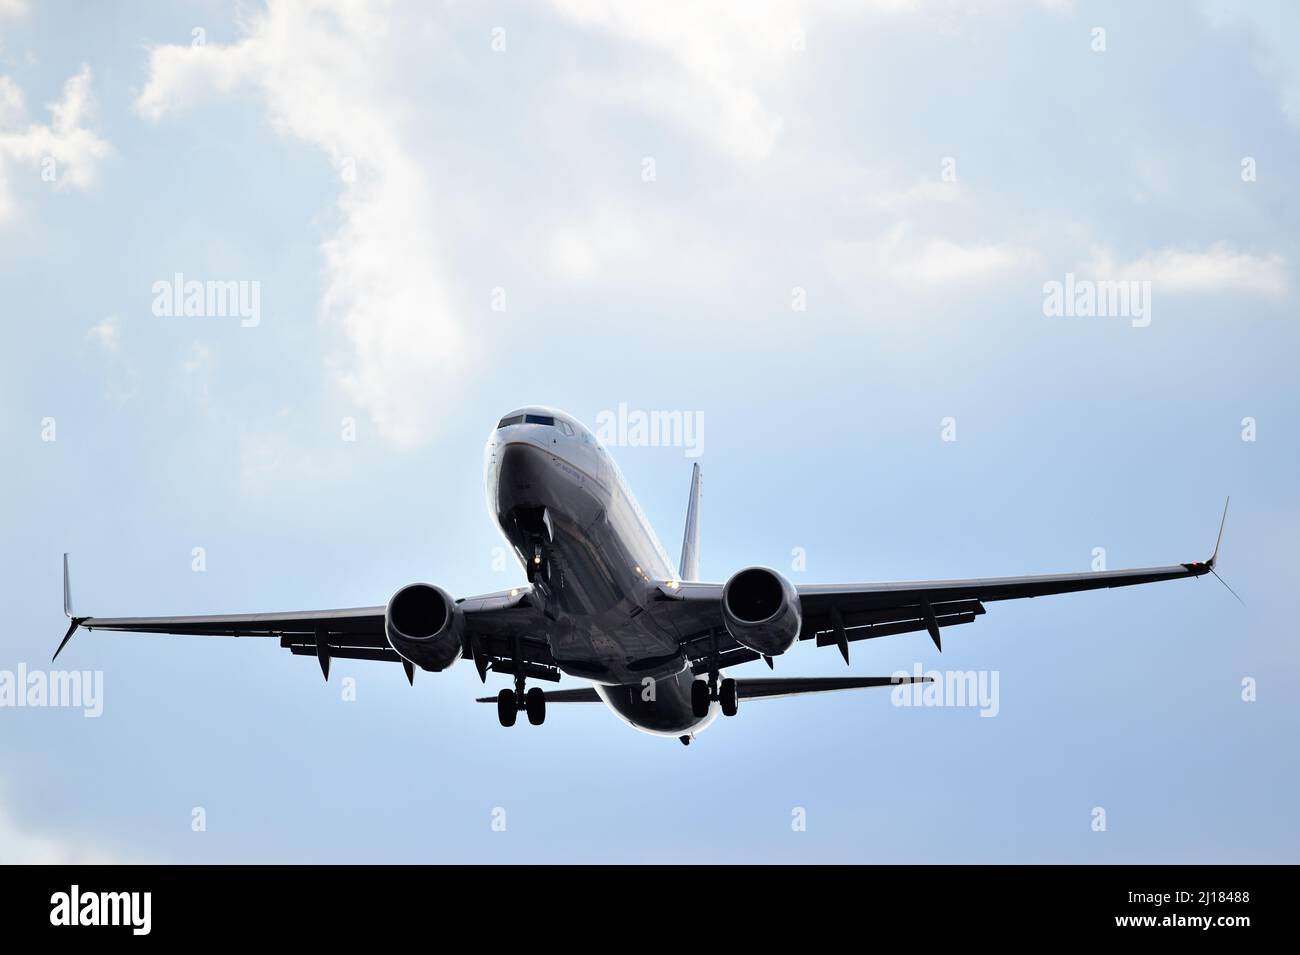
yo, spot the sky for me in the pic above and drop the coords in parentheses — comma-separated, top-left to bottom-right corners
(1, 0, 1297, 863)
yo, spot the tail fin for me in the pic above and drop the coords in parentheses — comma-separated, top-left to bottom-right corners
(678, 463, 702, 581)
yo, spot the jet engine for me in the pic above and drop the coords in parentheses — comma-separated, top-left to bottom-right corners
(721, 567, 802, 656)
(385, 583, 464, 671)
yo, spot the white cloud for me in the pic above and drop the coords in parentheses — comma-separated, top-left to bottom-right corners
(1082, 242, 1288, 297)
(0, 76, 22, 124)
(0, 65, 111, 221)
(180, 341, 212, 376)
(137, 0, 466, 448)
(544, 200, 741, 286)
(1201, 2, 1300, 128)
(835, 223, 1034, 285)
(87, 315, 120, 352)
(0, 788, 128, 864)
(548, 0, 913, 163)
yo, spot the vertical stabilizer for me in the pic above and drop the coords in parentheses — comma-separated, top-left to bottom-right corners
(678, 464, 702, 581)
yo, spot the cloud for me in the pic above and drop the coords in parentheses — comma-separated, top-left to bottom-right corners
(1201, 2, 1300, 128)
(86, 315, 120, 352)
(544, 200, 742, 286)
(548, 0, 913, 163)
(834, 223, 1035, 285)
(136, 0, 465, 447)
(1081, 242, 1288, 297)
(0, 76, 22, 124)
(86, 315, 140, 403)
(0, 787, 129, 864)
(0, 65, 111, 221)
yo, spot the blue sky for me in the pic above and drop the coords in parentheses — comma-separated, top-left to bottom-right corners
(1, 0, 1297, 862)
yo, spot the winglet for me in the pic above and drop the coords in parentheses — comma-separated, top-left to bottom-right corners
(1209, 497, 1229, 569)
(54, 554, 85, 662)
(62, 552, 73, 618)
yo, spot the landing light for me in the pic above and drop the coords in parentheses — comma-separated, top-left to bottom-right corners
(665, 580, 680, 590)
(533, 555, 542, 565)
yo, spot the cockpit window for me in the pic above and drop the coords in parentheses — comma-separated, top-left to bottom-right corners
(557, 421, 574, 436)
(497, 415, 524, 428)
(524, 414, 555, 426)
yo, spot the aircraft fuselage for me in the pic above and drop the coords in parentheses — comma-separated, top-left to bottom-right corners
(485, 407, 716, 737)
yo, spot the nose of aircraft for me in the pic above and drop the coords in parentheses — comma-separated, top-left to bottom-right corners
(487, 410, 568, 511)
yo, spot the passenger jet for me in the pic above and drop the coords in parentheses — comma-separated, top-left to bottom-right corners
(56, 406, 1230, 744)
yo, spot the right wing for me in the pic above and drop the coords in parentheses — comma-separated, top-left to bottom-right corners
(56, 558, 555, 684)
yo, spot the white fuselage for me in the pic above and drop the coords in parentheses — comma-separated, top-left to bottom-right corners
(484, 407, 717, 737)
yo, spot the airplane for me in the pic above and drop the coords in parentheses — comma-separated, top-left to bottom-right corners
(55, 406, 1232, 745)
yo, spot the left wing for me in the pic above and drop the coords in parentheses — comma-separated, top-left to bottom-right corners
(656, 501, 1230, 669)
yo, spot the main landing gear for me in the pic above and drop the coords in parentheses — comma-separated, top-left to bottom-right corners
(497, 674, 546, 727)
(691, 674, 738, 719)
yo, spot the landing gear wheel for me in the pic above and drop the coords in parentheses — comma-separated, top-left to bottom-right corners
(525, 686, 546, 725)
(720, 678, 738, 717)
(497, 688, 517, 727)
(690, 679, 711, 719)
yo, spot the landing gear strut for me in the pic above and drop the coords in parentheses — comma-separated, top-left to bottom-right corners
(497, 653, 546, 727)
(690, 674, 739, 719)
(690, 630, 739, 719)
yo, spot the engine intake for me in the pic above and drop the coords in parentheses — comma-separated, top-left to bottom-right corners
(385, 583, 463, 672)
(721, 567, 801, 657)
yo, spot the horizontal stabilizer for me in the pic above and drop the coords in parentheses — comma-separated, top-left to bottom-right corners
(476, 686, 601, 703)
(737, 675, 930, 702)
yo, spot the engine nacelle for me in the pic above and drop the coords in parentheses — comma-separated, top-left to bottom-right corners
(385, 583, 463, 672)
(721, 567, 802, 657)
